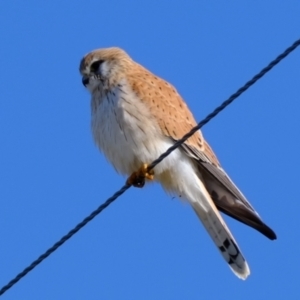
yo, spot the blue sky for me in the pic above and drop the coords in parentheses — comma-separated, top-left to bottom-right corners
(1, 1, 300, 299)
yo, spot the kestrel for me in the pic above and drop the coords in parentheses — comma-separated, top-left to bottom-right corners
(79, 47, 276, 279)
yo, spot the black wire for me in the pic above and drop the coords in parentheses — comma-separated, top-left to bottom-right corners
(147, 38, 300, 171)
(0, 38, 299, 297)
(0, 184, 130, 296)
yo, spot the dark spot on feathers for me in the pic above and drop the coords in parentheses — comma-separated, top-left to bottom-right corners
(224, 239, 230, 248)
(219, 246, 225, 252)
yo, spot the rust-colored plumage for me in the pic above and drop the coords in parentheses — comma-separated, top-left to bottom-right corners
(80, 47, 276, 279)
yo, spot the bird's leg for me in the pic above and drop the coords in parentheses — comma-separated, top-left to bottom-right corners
(126, 164, 154, 188)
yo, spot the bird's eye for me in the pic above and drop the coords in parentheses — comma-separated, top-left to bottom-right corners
(90, 60, 104, 73)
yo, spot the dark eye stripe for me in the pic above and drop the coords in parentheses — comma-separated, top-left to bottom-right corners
(90, 60, 104, 73)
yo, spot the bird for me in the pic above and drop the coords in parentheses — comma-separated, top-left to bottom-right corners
(79, 47, 276, 280)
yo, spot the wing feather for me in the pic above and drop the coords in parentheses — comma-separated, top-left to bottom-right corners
(127, 63, 276, 240)
(181, 143, 276, 240)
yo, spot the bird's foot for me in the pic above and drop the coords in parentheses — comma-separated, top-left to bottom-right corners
(126, 164, 154, 188)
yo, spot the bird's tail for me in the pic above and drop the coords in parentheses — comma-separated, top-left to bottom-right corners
(159, 159, 250, 279)
(191, 198, 250, 279)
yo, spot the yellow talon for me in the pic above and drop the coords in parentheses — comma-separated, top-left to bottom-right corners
(126, 164, 154, 188)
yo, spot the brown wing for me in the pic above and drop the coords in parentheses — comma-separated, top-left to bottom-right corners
(183, 142, 276, 240)
(127, 63, 219, 166)
(127, 63, 276, 240)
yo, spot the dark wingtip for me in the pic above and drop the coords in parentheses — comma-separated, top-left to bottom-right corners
(217, 206, 277, 240)
(242, 220, 277, 240)
(262, 224, 277, 240)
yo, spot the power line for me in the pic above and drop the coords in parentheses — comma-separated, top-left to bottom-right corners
(0, 38, 299, 296)
(147, 38, 300, 171)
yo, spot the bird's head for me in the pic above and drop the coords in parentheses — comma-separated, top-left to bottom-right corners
(79, 47, 132, 93)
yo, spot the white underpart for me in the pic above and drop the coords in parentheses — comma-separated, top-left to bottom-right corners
(91, 78, 250, 279)
(92, 78, 180, 176)
(99, 61, 110, 78)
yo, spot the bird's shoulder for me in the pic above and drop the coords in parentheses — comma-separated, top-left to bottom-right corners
(124, 63, 220, 166)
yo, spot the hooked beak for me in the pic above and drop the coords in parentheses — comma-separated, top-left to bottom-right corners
(82, 76, 89, 87)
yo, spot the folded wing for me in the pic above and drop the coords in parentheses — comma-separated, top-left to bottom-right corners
(181, 143, 277, 240)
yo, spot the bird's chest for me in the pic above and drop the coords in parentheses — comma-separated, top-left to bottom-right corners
(91, 87, 163, 175)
